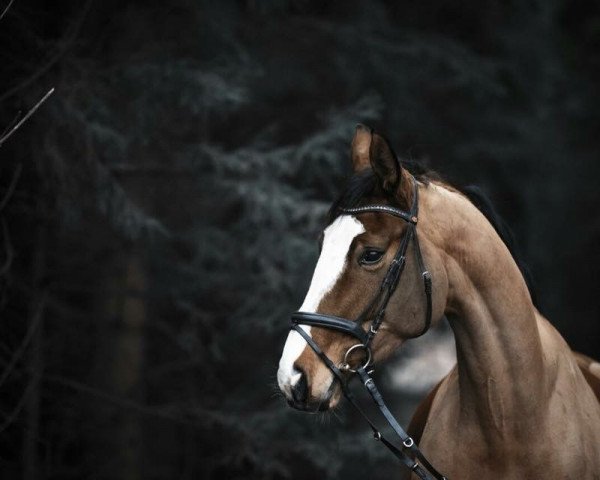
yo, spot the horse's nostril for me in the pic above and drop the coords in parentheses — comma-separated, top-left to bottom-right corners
(291, 370, 308, 404)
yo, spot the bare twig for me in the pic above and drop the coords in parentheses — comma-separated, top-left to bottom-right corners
(0, 0, 15, 21)
(0, 88, 54, 148)
(0, 0, 92, 103)
(0, 163, 22, 211)
(0, 110, 22, 139)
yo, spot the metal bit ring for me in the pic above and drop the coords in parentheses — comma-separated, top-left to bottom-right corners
(340, 344, 372, 373)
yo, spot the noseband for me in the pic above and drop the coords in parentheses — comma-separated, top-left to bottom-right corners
(289, 177, 447, 480)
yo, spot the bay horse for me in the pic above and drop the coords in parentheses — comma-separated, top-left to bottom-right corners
(277, 125, 600, 479)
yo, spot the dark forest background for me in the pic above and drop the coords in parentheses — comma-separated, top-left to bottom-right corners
(0, 1, 599, 479)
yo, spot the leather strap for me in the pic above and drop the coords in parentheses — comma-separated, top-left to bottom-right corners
(292, 326, 432, 478)
(292, 325, 446, 480)
(340, 204, 417, 224)
(291, 312, 368, 344)
(356, 366, 447, 480)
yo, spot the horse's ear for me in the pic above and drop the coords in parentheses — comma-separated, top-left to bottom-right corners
(351, 124, 373, 172)
(370, 132, 411, 201)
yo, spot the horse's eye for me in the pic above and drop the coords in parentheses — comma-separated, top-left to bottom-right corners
(359, 248, 384, 265)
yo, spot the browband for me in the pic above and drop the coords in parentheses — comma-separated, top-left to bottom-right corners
(340, 204, 417, 224)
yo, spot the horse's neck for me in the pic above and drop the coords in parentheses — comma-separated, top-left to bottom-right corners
(424, 184, 548, 439)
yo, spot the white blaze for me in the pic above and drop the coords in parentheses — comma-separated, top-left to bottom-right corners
(277, 215, 365, 397)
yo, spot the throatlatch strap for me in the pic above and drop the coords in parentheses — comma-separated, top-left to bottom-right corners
(412, 227, 432, 337)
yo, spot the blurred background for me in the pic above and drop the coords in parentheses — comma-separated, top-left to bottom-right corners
(0, 1, 599, 479)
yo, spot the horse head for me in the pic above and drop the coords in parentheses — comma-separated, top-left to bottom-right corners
(277, 125, 448, 411)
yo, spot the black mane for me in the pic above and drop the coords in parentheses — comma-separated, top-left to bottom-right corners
(329, 165, 538, 308)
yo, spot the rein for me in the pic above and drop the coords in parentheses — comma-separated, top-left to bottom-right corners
(290, 177, 447, 480)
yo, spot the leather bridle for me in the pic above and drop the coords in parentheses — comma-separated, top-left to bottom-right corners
(289, 177, 448, 480)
